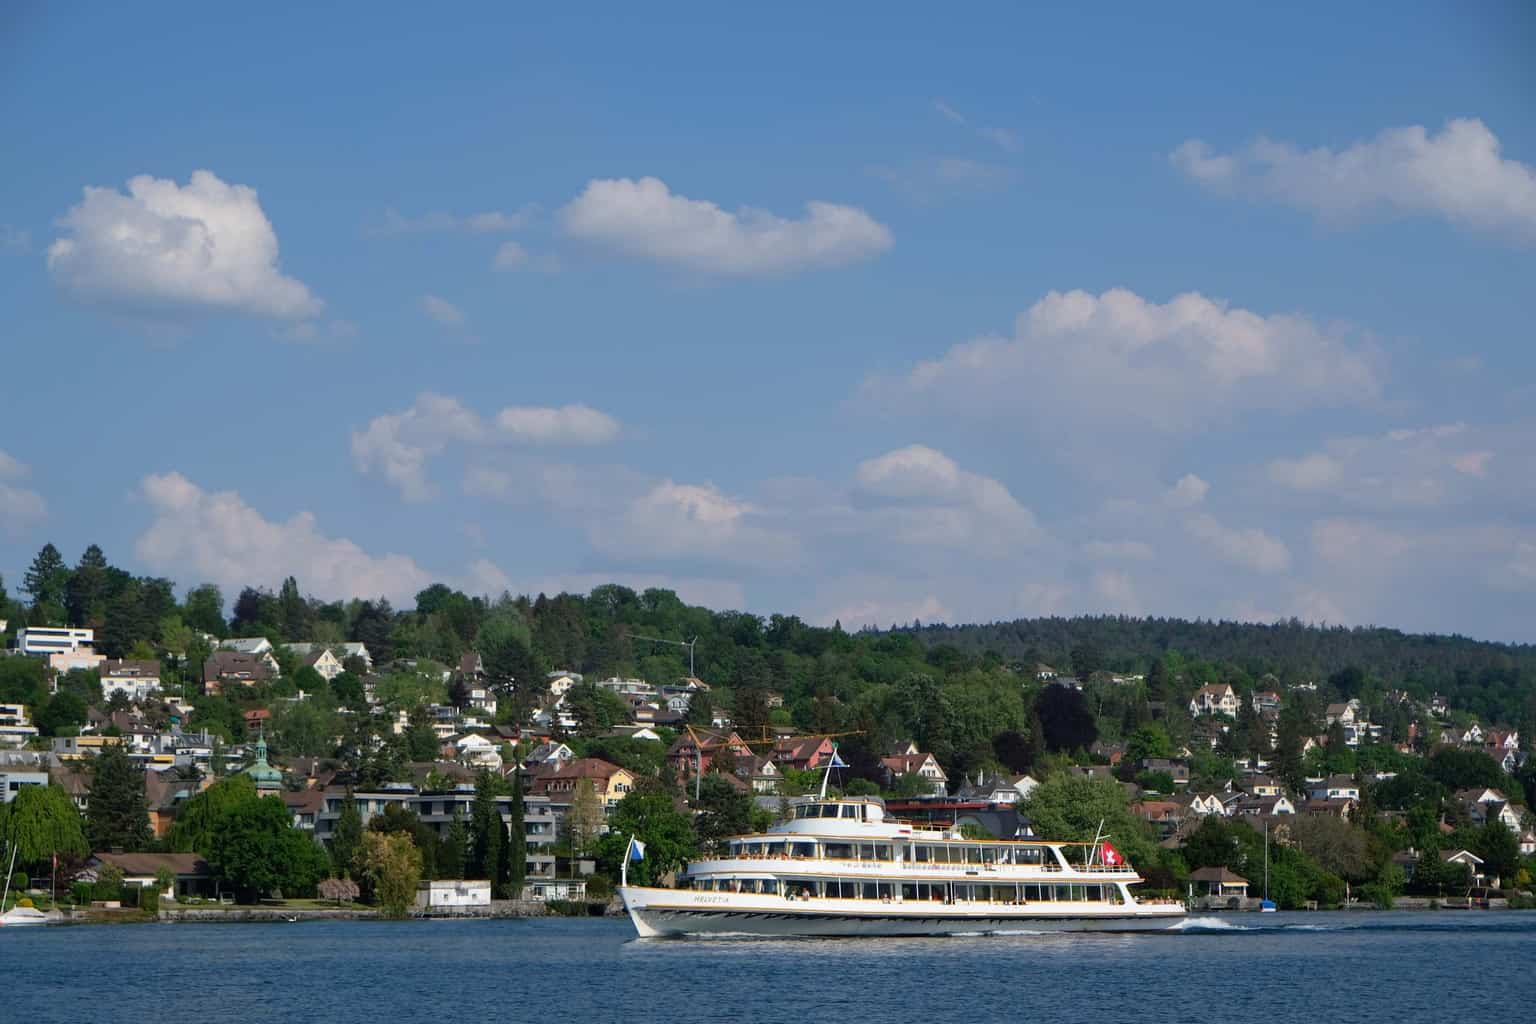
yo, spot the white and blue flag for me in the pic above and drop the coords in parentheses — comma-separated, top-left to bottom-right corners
(627, 837, 646, 862)
(828, 747, 848, 769)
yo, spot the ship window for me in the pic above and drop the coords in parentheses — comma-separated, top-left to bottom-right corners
(841, 804, 858, 819)
(862, 882, 878, 900)
(964, 846, 982, 865)
(876, 844, 892, 860)
(761, 879, 778, 895)
(824, 842, 854, 860)
(819, 805, 839, 818)
(913, 845, 929, 863)
(791, 842, 817, 859)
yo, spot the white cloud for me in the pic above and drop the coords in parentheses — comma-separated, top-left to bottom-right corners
(372, 207, 533, 235)
(866, 288, 1380, 433)
(135, 472, 439, 601)
(0, 449, 46, 537)
(1083, 540, 1154, 561)
(822, 592, 954, 631)
(1265, 423, 1523, 509)
(0, 450, 26, 481)
(0, 486, 48, 538)
(1172, 119, 1536, 240)
(596, 480, 797, 568)
(351, 393, 487, 501)
(1187, 513, 1292, 573)
(48, 169, 321, 319)
(1268, 453, 1343, 490)
(279, 318, 358, 345)
(852, 444, 1039, 548)
(494, 240, 529, 270)
(559, 176, 892, 275)
(932, 99, 1019, 151)
(1092, 571, 1141, 613)
(496, 405, 620, 445)
(1166, 474, 1210, 508)
(353, 394, 622, 501)
(869, 158, 1013, 200)
(419, 294, 465, 326)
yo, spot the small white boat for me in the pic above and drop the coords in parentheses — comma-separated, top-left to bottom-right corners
(0, 905, 50, 927)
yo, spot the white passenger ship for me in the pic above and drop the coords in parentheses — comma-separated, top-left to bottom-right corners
(619, 795, 1185, 937)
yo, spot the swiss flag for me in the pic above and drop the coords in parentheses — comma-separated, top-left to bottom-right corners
(1100, 842, 1123, 867)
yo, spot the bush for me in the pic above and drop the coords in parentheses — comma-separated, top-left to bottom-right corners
(11, 871, 29, 891)
(140, 889, 160, 914)
(585, 874, 614, 901)
(70, 881, 95, 906)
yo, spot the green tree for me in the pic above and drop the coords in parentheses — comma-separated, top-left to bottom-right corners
(36, 691, 88, 736)
(1020, 774, 1156, 870)
(183, 584, 227, 636)
(594, 784, 698, 886)
(357, 831, 421, 918)
(22, 542, 69, 613)
(566, 778, 604, 859)
(0, 656, 49, 706)
(507, 770, 526, 899)
(1472, 822, 1519, 882)
(693, 773, 752, 853)
(278, 576, 312, 642)
(65, 544, 111, 627)
(85, 745, 152, 852)
(166, 775, 259, 853)
(330, 792, 364, 877)
(0, 784, 88, 871)
(1034, 684, 1098, 753)
(468, 771, 507, 881)
(207, 796, 330, 901)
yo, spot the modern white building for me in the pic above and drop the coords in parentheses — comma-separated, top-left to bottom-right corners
(0, 704, 41, 748)
(17, 626, 95, 657)
(1, 768, 49, 802)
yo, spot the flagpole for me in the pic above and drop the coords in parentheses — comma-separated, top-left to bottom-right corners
(622, 835, 631, 889)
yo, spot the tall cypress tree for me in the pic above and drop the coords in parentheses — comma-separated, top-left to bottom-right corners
(507, 770, 526, 900)
(85, 745, 152, 852)
(331, 791, 363, 876)
(468, 770, 504, 881)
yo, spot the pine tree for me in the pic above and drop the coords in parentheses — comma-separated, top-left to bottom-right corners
(85, 745, 152, 852)
(22, 542, 68, 611)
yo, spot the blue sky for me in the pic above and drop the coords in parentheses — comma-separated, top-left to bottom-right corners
(2, 3, 1534, 640)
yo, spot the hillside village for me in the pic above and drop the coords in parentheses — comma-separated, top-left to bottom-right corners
(2, 546, 1535, 917)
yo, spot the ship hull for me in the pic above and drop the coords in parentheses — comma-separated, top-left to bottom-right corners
(620, 887, 1184, 938)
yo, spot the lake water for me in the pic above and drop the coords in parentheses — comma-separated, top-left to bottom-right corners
(7, 912, 1535, 1023)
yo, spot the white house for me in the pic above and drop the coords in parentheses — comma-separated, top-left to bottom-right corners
(101, 660, 163, 703)
(546, 671, 582, 697)
(450, 733, 502, 769)
(1308, 775, 1361, 801)
(1324, 702, 1358, 727)
(1459, 723, 1484, 746)
(416, 879, 491, 909)
(1182, 792, 1230, 817)
(1189, 684, 1238, 718)
(525, 741, 574, 767)
(335, 642, 372, 668)
(284, 644, 345, 681)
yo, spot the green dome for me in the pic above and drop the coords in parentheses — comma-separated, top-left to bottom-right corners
(244, 733, 283, 788)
